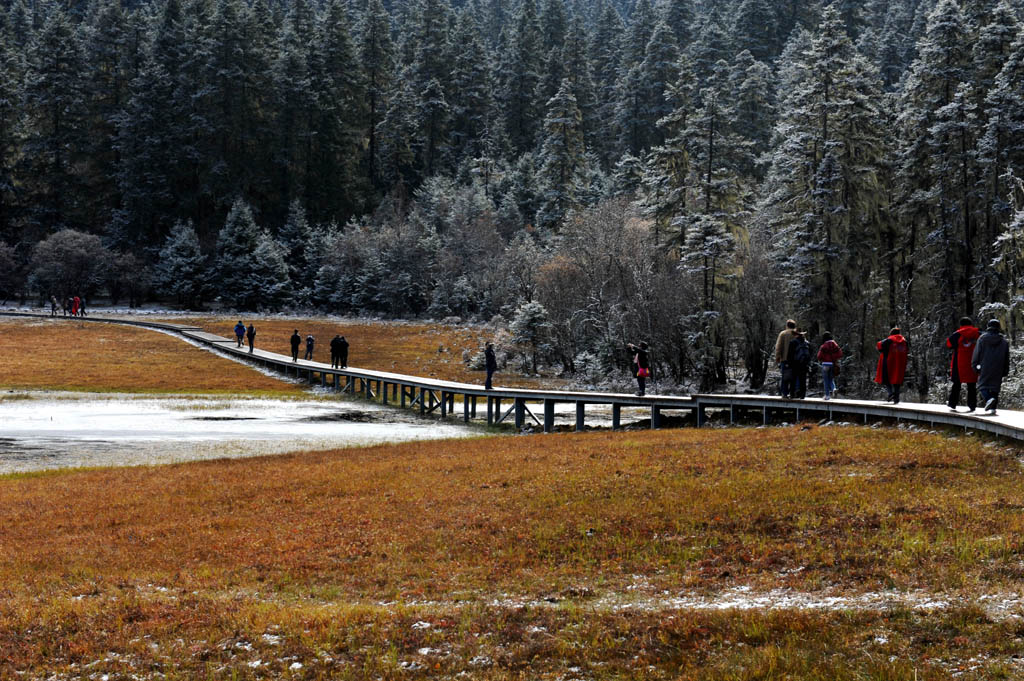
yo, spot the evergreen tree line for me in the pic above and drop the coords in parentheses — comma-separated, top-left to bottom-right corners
(4, 0, 1024, 392)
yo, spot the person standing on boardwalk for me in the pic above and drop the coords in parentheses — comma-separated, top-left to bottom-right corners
(304, 333, 315, 360)
(72, 295, 80, 316)
(79, 297, 86, 316)
(65, 297, 73, 316)
(875, 327, 909, 404)
(50, 296, 58, 316)
(246, 323, 256, 353)
(633, 341, 650, 396)
(338, 336, 349, 368)
(972, 319, 1010, 415)
(234, 321, 246, 347)
(774, 319, 799, 398)
(787, 331, 812, 399)
(330, 335, 343, 368)
(946, 317, 980, 412)
(484, 342, 497, 390)
(290, 329, 301, 362)
(816, 332, 843, 401)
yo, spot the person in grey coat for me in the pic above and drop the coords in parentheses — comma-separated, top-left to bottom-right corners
(972, 319, 1010, 414)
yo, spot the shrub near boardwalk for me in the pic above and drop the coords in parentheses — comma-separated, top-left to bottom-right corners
(0, 318, 300, 394)
(3, 427, 1024, 677)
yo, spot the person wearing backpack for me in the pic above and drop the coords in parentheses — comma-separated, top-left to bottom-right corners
(787, 331, 812, 399)
(816, 332, 843, 400)
(304, 334, 315, 360)
(234, 321, 246, 348)
(946, 316, 980, 412)
(290, 330, 301, 362)
(875, 327, 909, 404)
(972, 319, 1010, 415)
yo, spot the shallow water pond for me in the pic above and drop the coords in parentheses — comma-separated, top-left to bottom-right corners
(0, 392, 475, 474)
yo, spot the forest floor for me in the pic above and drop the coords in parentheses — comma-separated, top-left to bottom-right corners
(2, 316, 1024, 679)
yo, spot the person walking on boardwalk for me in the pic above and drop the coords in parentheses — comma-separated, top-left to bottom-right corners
(946, 317, 980, 412)
(290, 329, 301, 362)
(787, 331, 812, 399)
(329, 335, 342, 368)
(246, 323, 256, 353)
(234, 320, 246, 348)
(72, 295, 80, 317)
(338, 335, 349, 368)
(484, 342, 497, 390)
(633, 341, 651, 396)
(774, 319, 799, 398)
(65, 297, 72, 317)
(79, 297, 87, 316)
(50, 296, 58, 316)
(972, 319, 1010, 415)
(816, 332, 843, 401)
(304, 333, 315, 360)
(875, 327, 909, 404)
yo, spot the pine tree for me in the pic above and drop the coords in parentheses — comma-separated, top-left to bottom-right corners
(270, 17, 316, 220)
(448, 7, 495, 167)
(357, 0, 394, 190)
(589, 0, 624, 165)
(499, 0, 544, 153)
(217, 198, 268, 309)
(637, 21, 679, 149)
(19, 5, 89, 238)
(155, 220, 207, 308)
(536, 79, 585, 230)
(730, 0, 779, 62)
(687, 8, 729, 90)
(0, 12, 22, 244)
(729, 50, 775, 178)
(656, 0, 693, 46)
(539, 0, 568, 53)
(621, 0, 655, 69)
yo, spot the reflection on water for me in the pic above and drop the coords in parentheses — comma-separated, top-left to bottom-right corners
(0, 394, 474, 474)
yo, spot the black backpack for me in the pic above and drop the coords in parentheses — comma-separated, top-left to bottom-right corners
(790, 338, 811, 367)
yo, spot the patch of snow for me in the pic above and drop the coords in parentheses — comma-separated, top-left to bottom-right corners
(411, 621, 432, 630)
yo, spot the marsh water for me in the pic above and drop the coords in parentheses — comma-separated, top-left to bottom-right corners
(0, 393, 475, 474)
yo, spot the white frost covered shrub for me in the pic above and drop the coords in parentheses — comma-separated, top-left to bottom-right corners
(573, 351, 605, 383)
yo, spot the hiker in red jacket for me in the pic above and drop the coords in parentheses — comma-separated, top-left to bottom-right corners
(875, 327, 909, 404)
(816, 331, 843, 401)
(946, 316, 980, 412)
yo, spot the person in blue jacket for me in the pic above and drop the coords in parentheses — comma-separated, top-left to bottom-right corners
(234, 321, 245, 347)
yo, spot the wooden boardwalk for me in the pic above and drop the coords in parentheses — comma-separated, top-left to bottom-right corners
(4, 311, 1024, 440)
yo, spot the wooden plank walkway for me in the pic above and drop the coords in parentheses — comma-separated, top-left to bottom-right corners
(4, 311, 1023, 440)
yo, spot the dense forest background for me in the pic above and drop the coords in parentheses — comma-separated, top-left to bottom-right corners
(3, 0, 1024, 393)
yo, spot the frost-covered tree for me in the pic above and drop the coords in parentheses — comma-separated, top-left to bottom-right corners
(155, 220, 207, 308)
(510, 300, 552, 374)
(536, 79, 585, 230)
(29, 229, 111, 298)
(216, 199, 269, 309)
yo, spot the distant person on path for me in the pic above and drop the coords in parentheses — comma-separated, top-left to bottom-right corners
(875, 327, 909, 404)
(774, 319, 799, 398)
(484, 342, 497, 390)
(79, 297, 87, 316)
(338, 336, 349, 368)
(72, 296, 80, 317)
(290, 329, 301, 362)
(304, 334, 315, 360)
(50, 296, 58, 316)
(65, 297, 72, 317)
(246, 323, 256, 353)
(234, 321, 246, 347)
(816, 332, 843, 401)
(632, 341, 650, 396)
(972, 319, 1010, 415)
(787, 331, 812, 399)
(946, 317, 980, 412)
(330, 335, 342, 368)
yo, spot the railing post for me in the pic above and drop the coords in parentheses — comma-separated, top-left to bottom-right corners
(441, 391, 448, 417)
(401, 385, 407, 408)
(514, 398, 525, 429)
(419, 388, 426, 415)
(651, 405, 661, 429)
(381, 382, 388, 405)
(575, 402, 585, 431)
(612, 403, 621, 430)
(543, 399, 555, 433)
(464, 394, 470, 422)
(487, 397, 494, 425)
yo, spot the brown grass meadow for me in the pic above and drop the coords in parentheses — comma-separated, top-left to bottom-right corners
(3, 426, 1024, 679)
(3, 314, 1024, 678)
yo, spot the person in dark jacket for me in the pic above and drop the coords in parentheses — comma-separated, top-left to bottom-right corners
(330, 335, 343, 368)
(234, 321, 246, 348)
(484, 342, 497, 390)
(875, 327, 909, 404)
(79, 297, 87, 316)
(774, 319, 799, 398)
(290, 330, 301, 362)
(816, 331, 843, 400)
(338, 336, 349, 368)
(50, 295, 58, 316)
(246, 323, 256, 353)
(787, 331, 812, 399)
(304, 334, 315, 360)
(972, 319, 1010, 414)
(946, 316, 980, 412)
(633, 341, 650, 396)
(65, 297, 73, 317)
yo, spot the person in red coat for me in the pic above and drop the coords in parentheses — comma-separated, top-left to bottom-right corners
(875, 327, 909, 404)
(946, 316, 980, 412)
(816, 331, 843, 400)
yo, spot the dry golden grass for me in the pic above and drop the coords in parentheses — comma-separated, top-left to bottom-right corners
(158, 314, 560, 388)
(2, 426, 1024, 678)
(0, 317, 300, 394)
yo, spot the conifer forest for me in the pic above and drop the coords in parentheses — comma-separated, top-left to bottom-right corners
(3, 0, 1024, 393)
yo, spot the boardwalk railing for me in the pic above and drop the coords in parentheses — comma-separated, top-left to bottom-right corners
(4, 311, 1024, 441)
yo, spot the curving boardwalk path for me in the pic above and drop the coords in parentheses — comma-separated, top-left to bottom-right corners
(4, 311, 1024, 441)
